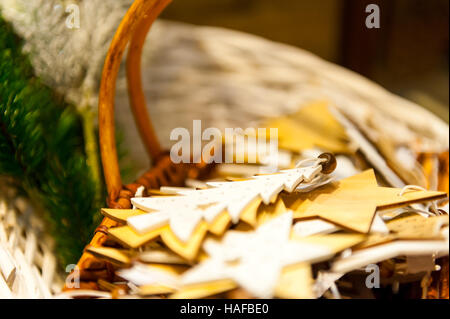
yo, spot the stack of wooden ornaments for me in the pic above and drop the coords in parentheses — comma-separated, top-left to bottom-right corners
(67, 101, 449, 299)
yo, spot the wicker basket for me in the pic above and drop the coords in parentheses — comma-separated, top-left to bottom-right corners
(62, 0, 449, 298)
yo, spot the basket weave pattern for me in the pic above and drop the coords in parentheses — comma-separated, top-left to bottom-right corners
(0, 185, 60, 298)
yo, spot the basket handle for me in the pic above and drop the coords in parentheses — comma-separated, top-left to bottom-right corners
(98, 0, 172, 197)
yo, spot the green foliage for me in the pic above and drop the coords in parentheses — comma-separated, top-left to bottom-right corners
(0, 15, 103, 267)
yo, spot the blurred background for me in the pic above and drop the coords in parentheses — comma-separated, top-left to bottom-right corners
(161, 0, 449, 122)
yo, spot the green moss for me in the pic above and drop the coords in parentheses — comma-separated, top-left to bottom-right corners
(0, 14, 103, 267)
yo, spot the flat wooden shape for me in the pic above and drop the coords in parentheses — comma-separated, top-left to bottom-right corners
(294, 234, 365, 254)
(144, 263, 188, 275)
(101, 208, 146, 223)
(293, 219, 341, 237)
(239, 197, 262, 227)
(286, 170, 447, 233)
(138, 285, 176, 296)
(332, 240, 449, 274)
(108, 221, 209, 262)
(139, 248, 190, 265)
(263, 101, 350, 154)
(161, 222, 209, 261)
(387, 214, 448, 239)
(356, 214, 449, 250)
(256, 198, 287, 226)
(207, 211, 231, 236)
(275, 263, 314, 299)
(85, 246, 131, 266)
(106, 205, 257, 257)
(172, 264, 314, 299)
(147, 189, 176, 196)
(108, 225, 165, 248)
(354, 233, 397, 250)
(375, 188, 447, 210)
(170, 279, 237, 299)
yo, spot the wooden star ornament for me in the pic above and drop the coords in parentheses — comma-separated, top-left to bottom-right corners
(178, 211, 363, 298)
(283, 169, 447, 233)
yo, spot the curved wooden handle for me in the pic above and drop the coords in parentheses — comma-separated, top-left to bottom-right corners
(127, 0, 170, 163)
(99, 0, 172, 197)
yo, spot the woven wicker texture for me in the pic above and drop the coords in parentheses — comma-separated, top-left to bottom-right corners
(0, 184, 62, 298)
